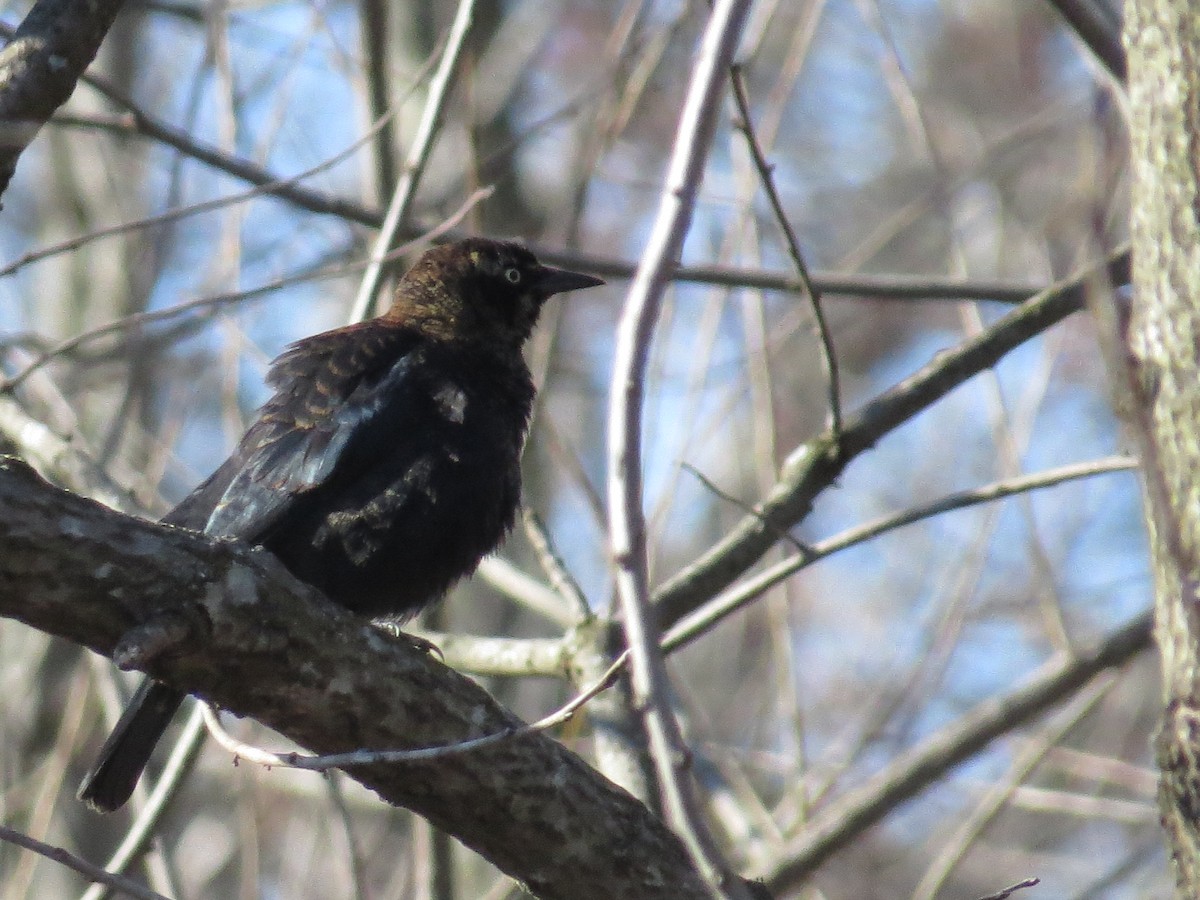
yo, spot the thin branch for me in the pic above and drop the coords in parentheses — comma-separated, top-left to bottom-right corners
(663, 455, 1137, 653)
(408, 631, 566, 678)
(76, 54, 404, 229)
(605, 0, 754, 896)
(729, 63, 841, 436)
(350, 0, 475, 321)
(359, 0, 396, 198)
(80, 706, 207, 900)
(198, 645, 629, 773)
(550, 252, 1050, 303)
(681, 462, 812, 557)
(476, 555, 581, 628)
(975, 877, 1041, 900)
(1, 190, 491, 392)
(0, 824, 171, 900)
(1044, 0, 1125, 81)
(27, 103, 1083, 313)
(912, 678, 1112, 899)
(61, 131, 1046, 320)
(762, 612, 1151, 891)
(0, 104, 397, 281)
(653, 246, 1130, 631)
(520, 506, 592, 624)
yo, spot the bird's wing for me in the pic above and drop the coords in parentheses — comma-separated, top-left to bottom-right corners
(167, 325, 428, 541)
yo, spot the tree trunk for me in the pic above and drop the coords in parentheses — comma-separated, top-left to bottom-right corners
(1124, 2, 1200, 892)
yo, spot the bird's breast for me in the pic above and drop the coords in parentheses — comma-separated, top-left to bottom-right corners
(265, 372, 529, 618)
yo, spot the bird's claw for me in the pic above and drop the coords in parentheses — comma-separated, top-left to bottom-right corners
(371, 621, 443, 660)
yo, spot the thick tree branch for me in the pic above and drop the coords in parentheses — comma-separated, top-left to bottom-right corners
(0, 0, 126, 200)
(1121, 1, 1200, 889)
(0, 458, 716, 900)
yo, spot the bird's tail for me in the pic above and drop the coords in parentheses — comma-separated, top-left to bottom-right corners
(77, 679, 185, 813)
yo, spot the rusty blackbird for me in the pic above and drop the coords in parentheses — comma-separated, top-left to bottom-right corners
(78, 238, 604, 812)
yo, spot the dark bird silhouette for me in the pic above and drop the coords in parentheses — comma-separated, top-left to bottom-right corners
(78, 238, 604, 812)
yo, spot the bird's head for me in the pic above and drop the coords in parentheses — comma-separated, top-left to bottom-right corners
(387, 238, 605, 346)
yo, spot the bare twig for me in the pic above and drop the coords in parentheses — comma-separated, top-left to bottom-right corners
(476, 555, 580, 628)
(1045, 0, 1125, 80)
(912, 679, 1112, 899)
(681, 462, 812, 557)
(0, 105, 397, 281)
(198, 646, 629, 772)
(553, 251, 1050, 304)
(350, 0, 476, 321)
(729, 64, 841, 436)
(653, 246, 1131, 631)
(0, 824, 171, 900)
(359, 0, 396, 198)
(975, 877, 1041, 900)
(605, 0, 754, 896)
(663, 456, 1138, 652)
(520, 506, 592, 623)
(1, 189, 491, 392)
(762, 613, 1151, 891)
(80, 706, 207, 900)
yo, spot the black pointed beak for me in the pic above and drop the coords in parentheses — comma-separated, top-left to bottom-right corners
(534, 265, 605, 296)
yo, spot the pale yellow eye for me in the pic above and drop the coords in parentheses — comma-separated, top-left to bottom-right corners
(504, 268, 521, 284)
